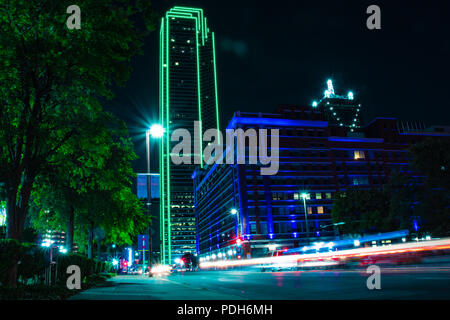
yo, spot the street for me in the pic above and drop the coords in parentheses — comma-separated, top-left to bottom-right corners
(70, 264, 450, 300)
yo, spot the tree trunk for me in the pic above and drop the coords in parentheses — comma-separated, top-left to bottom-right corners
(4, 262, 18, 288)
(97, 239, 101, 260)
(66, 206, 74, 252)
(88, 222, 93, 258)
(4, 204, 23, 287)
(4, 179, 32, 288)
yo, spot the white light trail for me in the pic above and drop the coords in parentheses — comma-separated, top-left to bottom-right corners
(199, 238, 450, 269)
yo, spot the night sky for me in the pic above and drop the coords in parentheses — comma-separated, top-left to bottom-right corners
(107, 0, 450, 173)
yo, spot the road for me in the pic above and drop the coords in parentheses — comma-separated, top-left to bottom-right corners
(70, 265, 450, 300)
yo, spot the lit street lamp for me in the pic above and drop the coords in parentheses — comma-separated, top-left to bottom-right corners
(145, 124, 165, 276)
(301, 193, 310, 238)
(320, 222, 345, 230)
(230, 208, 241, 238)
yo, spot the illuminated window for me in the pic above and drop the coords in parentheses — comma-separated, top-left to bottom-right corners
(325, 193, 332, 199)
(317, 206, 324, 214)
(293, 193, 299, 200)
(307, 207, 313, 215)
(316, 193, 322, 199)
(352, 177, 369, 185)
(354, 150, 365, 160)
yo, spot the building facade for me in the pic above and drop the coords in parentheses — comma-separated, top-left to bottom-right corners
(159, 7, 220, 264)
(136, 173, 160, 263)
(193, 105, 450, 262)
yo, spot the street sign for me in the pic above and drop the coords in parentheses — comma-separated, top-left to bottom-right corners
(137, 235, 149, 251)
(137, 174, 160, 199)
(137, 174, 147, 199)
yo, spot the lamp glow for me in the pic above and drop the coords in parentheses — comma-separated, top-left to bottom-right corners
(148, 124, 165, 138)
(348, 91, 354, 100)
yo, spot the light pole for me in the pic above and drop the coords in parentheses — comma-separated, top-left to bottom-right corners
(301, 193, 310, 238)
(231, 208, 246, 261)
(230, 208, 241, 238)
(145, 124, 165, 276)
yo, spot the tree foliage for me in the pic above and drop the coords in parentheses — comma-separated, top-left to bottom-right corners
(0, 0, 156, 286)
(332, 139, 450, 237)
(331, 187, 389, 235)
(410, 138, 450, 236)
(0, 0, 154, 239)
(29, 112, 150, 254)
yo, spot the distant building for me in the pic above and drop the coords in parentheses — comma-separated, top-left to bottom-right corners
(136, 173, 160, 263)
(193, 105, 450, 262)
(313, 80, 362, 131)
(39, 230, 75, 252)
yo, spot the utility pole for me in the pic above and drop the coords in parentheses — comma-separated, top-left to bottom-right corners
(146, 132, 153, 276)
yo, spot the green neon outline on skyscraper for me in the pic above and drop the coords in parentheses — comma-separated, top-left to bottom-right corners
(159, 17, 165, 263)
(160, 7, 220, 265)
(212, 32, 221, 144)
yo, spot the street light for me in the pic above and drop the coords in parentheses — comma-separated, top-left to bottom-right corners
(230, 208, 241, 238)
(301, 193, 310, 238)
(319, 222, 345, 229)
(145, 123, 165, 276)
(148, 124, 165, 139)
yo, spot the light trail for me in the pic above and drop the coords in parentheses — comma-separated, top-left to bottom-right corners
(199, 238, 450, 269)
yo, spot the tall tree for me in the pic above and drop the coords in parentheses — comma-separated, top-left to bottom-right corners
(0, 0, 155, 287)
(30, 112, 150, 256)
(331, 187, 390, 235)
(410, 139, 450, 190)
(410, 139, 450, 236)
(384, 173, 419, 231)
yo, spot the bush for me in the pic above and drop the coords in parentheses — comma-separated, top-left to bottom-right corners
(1, 239, 114, 288)
(85, 273, 109, 286)
(17, 245, 47, 284)
(0, 239, 27, 286)
(0, 284, 73, 300)
(56, 253, 114, 286)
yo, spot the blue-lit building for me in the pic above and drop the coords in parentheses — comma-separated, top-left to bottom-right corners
(193, 102, 450, 262)
(136, 173, 160, 263)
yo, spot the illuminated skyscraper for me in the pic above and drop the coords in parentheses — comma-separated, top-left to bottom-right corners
(312, 80, 362, 132)
(159, 7, 220, 264)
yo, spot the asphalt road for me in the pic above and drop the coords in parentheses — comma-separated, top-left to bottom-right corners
(70, 265, 450, 300)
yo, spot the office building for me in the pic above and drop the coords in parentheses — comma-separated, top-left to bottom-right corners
(193, 103, 450, 261)
(159, 7, 220, 264)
